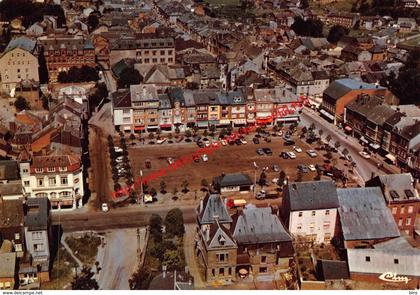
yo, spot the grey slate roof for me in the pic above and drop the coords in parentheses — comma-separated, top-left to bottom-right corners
(5, 37, 37, 53)
(324, 78, 384, 101)
(0, 252, 16, 278)
(231, 204, 292, 245)
(198, 194, 232, 225)
(24, 198, 49, 231)
(285, 181, 339, 211)
(337, 187, 400, 241)
(0, 160, 19, 180)
(213, 173, 253, 188)
(316, 260, 350, 281)
(366, 173, 419, 202)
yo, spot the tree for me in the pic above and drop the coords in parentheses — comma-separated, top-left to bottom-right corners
(342, 148, 349, 156)
(71, 266, 99, 290)
(87, 13, 99, 31)
(148, 132, 154, 140)
(41, 94, 51, 110)
(175, 126, 180, 134)
(309, 123, 316, 130)
(160, 180, 166, 193)
(201, 178, 209, 191)
(291, 17, 324, 37)
(14, 96, 30, 111)
(129, 269, 152, 290)
(326, 151, 333, 159)
(209, 124, 216, 136)
(326, 134, 332, 143)
(150, 187, 157, 196)
(164, 208, 185, 237)
(314, 168, 322, 181)
(57, 66, 99, 83)
(226, 125, 232, 134)
(156, 128, 161, 138)
(259, 171, 267, 187)
(185, 130, 192, 138)
(38, 46, 49, 83)
(334, 141, 341, 149)
(181, 179, 189, 193)
(327, 25, 349, 44)
(203, 129, 208, 137)
(168, 133, 173, 140)
(299, 0, 309, 9)
(318, 129, 324, 137)
(149, 214, 163, 241)
(129, 133, 136, 143)
(117, 68, 142, 89)
(278, 170, 286, 186)
(172, 186, 178, 195)
(219, 128, 227, 138)
(301, 126, 308, 134)
(162, 250, 182, 270)
(296, 170, 303, 182)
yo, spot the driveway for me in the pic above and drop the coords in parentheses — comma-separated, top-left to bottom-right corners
(184, 224, 206, 289)
(96, 228, 146, 290)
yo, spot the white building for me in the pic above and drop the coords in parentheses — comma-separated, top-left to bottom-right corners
(282, 181, 339, 243)
(19, 153, 84, 210)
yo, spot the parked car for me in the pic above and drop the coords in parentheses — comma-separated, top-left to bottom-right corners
(253, 137, 260, 144)
(359, 151, 371, 159)
(157, 138, 166, 144)
(293, 146, 302, 153)
(114, 147, 123, 153)
(101, 203, 109, 212)
(307, 150, 317, 158)
(201, 154, 209, 162)
(143, 194, 153, 204)
(256, 190, 266, 200)
(297, 164, 309, 173)
(115, 157, 124, 163)
(256, 148, 265, 155)
(192, 155, 200, 162)
(272, 164, 279, 172)
(280, 152, 289, 159)
(308, 164, 316, 171)
(271, 178, 279, 184)
(221, 139, 227, 146)
(212, 141, 219, 147)
(240, 138, 247, 144)
(167, 157, 175, 165)
(287, 151, 296, 159)
(235, 139, 242, 145)
(263, 148, 272, 155)
(284, 139, 295, 146)
(197, 141, 205, 148)
(204, 140, 211, 147)
(145, 159, 151, 169)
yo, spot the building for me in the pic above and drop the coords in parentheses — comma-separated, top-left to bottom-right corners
(347, 237, 419, 288)
(23, 198, 50, 282)
(366, 174, 420, 237)
(38, 35, 95, 82)
(19, 152, 84, 210)
(0, 252, 16, 290)
(213, 172, 254, 194)
(231, 204, 294, 278)
(195, 193, 237, 282)
(282, 181, 340, 243)
(321, 78, 387, 125)
(327, 12, 360, 28)
(337, 187, 400, 249)
(0, 199, 25, 257)
(0, 37, 39, 95)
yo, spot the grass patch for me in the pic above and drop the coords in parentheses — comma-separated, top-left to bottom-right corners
(42, 246, 78, 290)
(65, 234, 101, 266)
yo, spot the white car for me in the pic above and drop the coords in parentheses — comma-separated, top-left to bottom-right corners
(114, 147, 123, 153)
(272, 178, 279, 184)
(204, 141, 211, 147)
(157, 138, 166, 144)
(240, 138, 247, 144)
(307, 150, 317, 158)
(201, 154, 208, 162)
(359, 151, 371, 159)
(167, 157, 175, 165)
(287, 151, 296, 159)
(293, 146, 302, 153)
(308, 164, 316, 171)
(221, 139, 227, 146)
(115, 157, 124, 163)
(101, 203, 109, 212)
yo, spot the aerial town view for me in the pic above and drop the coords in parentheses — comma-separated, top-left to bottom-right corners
(0, 0, 419, 293)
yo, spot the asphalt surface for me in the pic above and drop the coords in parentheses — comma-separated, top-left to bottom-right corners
(52, 205, 197, 232)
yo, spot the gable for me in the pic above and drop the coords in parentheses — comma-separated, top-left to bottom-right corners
(208, 227, 236, 249)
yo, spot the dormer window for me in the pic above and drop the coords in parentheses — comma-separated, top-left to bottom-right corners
(47, 167, 56, 172)
(35, 168, 43, 173)
(59, 167, 67, 172)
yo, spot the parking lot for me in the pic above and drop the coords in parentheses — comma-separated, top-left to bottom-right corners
(127, 130, 348, 199)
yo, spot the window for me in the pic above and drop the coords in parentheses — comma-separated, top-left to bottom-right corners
(35, 168, 43, 173)
(37, 178, 44, 187)
(311, 211, 316, 216)
(34, 243, 44, 252)
(298, 212, 303, 217)
(152, 58, 157, 63)
(47, 167, 55, 172)
(24, 181, 30, 186)
(168, 58, 173, 63)
(123, 109, 130, 114)
(406, 218, 412, 225)
(49, 177, 56, 186)
(160, 58, 165, 63)
(15, 233, 20, 240)
(259, 267, 267, 273)
(324, 233, 331, 242)
(144, 58, 150, 63)
(220, 268, 225, 275)
(365, 256, 370, 262)
(398, 218, 403, 226)
(309, 222, 315, 230)
(297, 223, 302, 230)
(217, 253, 227, 262)
(392, 207, 397, 214)
(32, 232, 43, 239)
(211, 269, 215, 276)
(152, 50, 157, 56)
(168, 50, 173, 55)
(59, 166, 67, 172)
(160, 50, 165, 55)
(261, 256, 266, 263)
(401, 206, 405, 214)
(323, 222, 330, 229)
(408, 206, 413, 213)
(61, 177, 68, 185)
(393, 258, 399, 264)
(228, 268, 232, 275)
(14, 243, 22, 252)
(325, 210, 330, 216)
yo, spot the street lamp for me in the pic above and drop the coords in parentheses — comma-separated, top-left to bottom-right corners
(139, 170, 143, 205)
(253, 162, 258, 198)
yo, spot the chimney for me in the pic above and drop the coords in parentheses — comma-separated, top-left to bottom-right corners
(162, 265, 167, 278)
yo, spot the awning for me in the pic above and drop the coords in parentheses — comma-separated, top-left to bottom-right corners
(233, 119, 247, 124)
(219, 119, 231, 124)
(385, 153, 396, 162)
(159, 124, 172, 128)
(197, 121, 208, 127)
(277, 116, 299, 122)
(320, 109, 335, 121)
(123, 126, 131, 131)
(134, 126, 145, 131)
(208, 120, 219, 126)
(147, 125, 159, 129)
(345, 126, 352, 132)
(359, 136, 368, 144)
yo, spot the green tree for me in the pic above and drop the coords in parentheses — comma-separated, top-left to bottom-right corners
(342, 148, 349, 156)
(334, 141, 341, 149)
(219, 128, 227, 138)
(278, 170, 286, 186)
(326, 134, 332, 143)
(209, 124, 216, 136)
(129, 269, 152, 290)
(203, 129, 208, 137)
(149, 214, 162, 241)
(164, 208, 185, 237)
(327, 25, 349, 44)
(185, 130, 192, 138)
(160, 180, 166, 193)
(71, 267, 99, 290)
(296, 170, 303, 182)
(117, 67, 142, 89)
(181, 180, 189, 193)
(162, 250, 182, 270)
(148, 132, 154, 140)
(38, 46, 49, 83)
(14, 96, 30, 111)
(259, 171, 267, 187)
(168, 133, 173, 140)
(87, 13, 99, 31)
(318, 129, 324, 137)
(291, 17, 324, 37)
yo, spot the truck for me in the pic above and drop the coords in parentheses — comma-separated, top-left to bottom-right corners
(227, 199, 247, 208)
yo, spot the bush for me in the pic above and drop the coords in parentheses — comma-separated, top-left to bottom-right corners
(164, 208, 184, 237)
(14, 96, 30, 111)
(57, 66, 99, 83)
